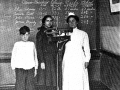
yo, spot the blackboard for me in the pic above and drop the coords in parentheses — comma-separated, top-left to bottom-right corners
(0, 0, 96, 58)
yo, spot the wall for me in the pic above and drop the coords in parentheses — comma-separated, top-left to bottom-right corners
(100, 0, 120, 55)
(99, 0, 120, 89)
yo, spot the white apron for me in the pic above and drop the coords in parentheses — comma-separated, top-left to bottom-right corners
(62, 27, 91, 90)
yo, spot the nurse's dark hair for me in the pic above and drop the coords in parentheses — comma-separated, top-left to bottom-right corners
(19, 26, 30, 35)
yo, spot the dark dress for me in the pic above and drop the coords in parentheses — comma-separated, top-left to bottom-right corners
(36, 26, 57, 86)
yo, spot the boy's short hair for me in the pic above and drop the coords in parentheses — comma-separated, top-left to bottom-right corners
(42, 15, 54, 25)
(19, 26, 30, 35)
(66, 15, 79, 23)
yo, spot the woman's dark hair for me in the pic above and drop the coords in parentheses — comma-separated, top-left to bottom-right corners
(19, 26, 30, 35)
(66, 15, 79, 23)
(42, 15, 54, 25)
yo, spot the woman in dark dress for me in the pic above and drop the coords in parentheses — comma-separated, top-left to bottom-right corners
(36, 15, 57, 88)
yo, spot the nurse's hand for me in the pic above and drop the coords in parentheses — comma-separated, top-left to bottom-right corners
(85, 62, 89, 69)
(34, 69, 37, 77)
(41, 62, 45, 69)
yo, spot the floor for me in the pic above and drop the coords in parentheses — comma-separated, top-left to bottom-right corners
(0, 81, 110, 90)
(89, 81, 110, 90)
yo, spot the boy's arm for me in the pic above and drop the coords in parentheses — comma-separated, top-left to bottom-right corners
(11, 43, 17, 70)
(34, 43, 38, 70)
(34, 44, 38, 77)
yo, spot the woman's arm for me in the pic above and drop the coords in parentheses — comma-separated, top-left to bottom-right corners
(36, 31, 45, 69)
(83, 33, 91, 68)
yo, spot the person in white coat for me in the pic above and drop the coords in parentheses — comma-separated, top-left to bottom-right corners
(62, 14, 91, 90)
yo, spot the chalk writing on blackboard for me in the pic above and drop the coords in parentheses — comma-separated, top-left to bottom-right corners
(14, 12, 24, 16)
(26, 11, 34, 15)
(64, 0, 79, 10)
(15, 16, 23, 19)
(25, 16, 34, 19)
(80, 0, 95, 24)
(51, 0, 62, 10)
(26, 20, 36, 26)
(22, 0, 49, 6)
(39, 7, 47, 11)
(0, 19, 7, 23)
(15, 20, 24, 24)
(3, 14, 11, 18)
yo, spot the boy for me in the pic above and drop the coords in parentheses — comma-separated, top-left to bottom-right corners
(11, 26, 38, 90)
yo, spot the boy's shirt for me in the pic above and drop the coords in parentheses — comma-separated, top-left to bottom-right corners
(11, 41, 38, 70)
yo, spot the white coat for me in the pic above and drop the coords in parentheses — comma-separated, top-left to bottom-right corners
(62, 27, 91, 90)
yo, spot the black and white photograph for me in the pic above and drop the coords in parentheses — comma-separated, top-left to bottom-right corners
(0, 0, 119, 90)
